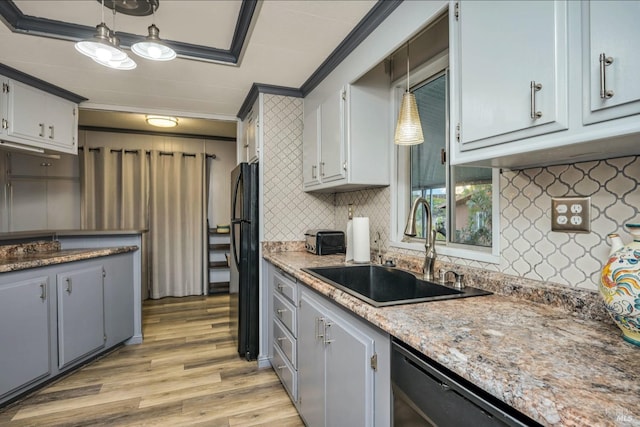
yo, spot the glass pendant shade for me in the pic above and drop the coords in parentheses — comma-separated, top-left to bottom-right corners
(394, 91, 424, 145)
(132, 24, 176, 61)
(75, 23, 127, 62)
(92, 34, 136, 70)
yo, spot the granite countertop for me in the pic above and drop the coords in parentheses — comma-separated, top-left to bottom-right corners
(0, 246, 139, 273)
(264, 251, 640, 427)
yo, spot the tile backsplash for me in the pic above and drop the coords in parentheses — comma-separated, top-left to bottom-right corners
(335, 156, 640, 292)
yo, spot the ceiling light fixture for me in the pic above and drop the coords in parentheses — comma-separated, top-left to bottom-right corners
(75, 0, 127, 64)
(92, 9, 137, 70)
(394, 43, 424, 146)
(146, 115, 178, 128)
(131, 3, 176, 61)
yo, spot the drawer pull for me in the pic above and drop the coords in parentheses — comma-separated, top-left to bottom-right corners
(529, 81, 542, 119)
(276, 308, 286, 316)
(65, 277, 72, 294)
(277, 365, 287, 370)
(599, 53, 614, 99)
(277, 283, 284, 292)
(277, 336, 286, 342)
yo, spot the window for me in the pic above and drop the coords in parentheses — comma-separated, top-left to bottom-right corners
(393, 56, 499, 263)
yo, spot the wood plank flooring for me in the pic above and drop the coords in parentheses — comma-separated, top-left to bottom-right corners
(0, 295, 304, 427)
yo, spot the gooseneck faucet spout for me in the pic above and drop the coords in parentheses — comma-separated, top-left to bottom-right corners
(404, 197, 436, 281)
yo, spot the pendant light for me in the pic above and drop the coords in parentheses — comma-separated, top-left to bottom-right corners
(394, 43, 424, 146)
(75, 0, 127, 63)
(131, 3, 176, 61)
(92, 9, 137, 70)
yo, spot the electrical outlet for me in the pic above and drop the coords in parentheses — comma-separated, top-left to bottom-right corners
(551, 197, 591, 233)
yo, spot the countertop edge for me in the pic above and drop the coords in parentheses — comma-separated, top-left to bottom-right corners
(0, 246, 139, 273)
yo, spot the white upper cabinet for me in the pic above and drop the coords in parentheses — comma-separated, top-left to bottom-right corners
(245, 107, 259, 164)
(2, 77, 78, 154)
(454, 0, 568, 150)
(303, 62, 390, 192)
(450, 0, 640, 169)
(582, 1, 640, 124)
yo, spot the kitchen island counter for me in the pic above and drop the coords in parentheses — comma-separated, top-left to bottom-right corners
(264, 251, 640, 427)
(0, 246, 138, 273)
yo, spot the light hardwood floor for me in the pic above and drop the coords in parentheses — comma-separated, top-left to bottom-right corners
(0, 295, 304, 427)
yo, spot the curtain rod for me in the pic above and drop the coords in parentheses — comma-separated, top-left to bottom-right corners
(79, 147, 217, 159)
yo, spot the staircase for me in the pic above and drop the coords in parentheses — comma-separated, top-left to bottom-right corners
(208, 228, 230, 294)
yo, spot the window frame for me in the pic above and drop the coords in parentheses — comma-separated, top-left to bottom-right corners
(389, 52, 501, 264)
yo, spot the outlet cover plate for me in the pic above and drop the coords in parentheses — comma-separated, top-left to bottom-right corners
(551, 197, 591, 233)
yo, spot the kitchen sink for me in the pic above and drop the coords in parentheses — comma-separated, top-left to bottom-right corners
(302, 265, 491, 307)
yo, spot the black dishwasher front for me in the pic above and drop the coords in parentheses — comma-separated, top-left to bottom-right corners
(391, 339, 540, 427)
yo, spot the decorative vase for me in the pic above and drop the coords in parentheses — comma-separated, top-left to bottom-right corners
(600, 224, 640, 346)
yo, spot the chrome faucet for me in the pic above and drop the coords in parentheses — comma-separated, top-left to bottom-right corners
(375, 231, 383, 264)
(404, 197, 436, 281)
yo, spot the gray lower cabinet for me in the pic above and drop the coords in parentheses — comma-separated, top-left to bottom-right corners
(0, 252, 136, 405)
(0, 275, 51, 398)
(297, 285, 390, 427)
(56, 265, 105, 369)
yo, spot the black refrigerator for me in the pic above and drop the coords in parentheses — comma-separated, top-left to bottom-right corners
(229, 162, 259, 360)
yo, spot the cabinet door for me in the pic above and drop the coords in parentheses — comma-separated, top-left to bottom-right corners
(303, 105, 321, 188)
(0, 277, 50, 397)
(47, 179, 81, 230)
(103, 254, 134, 346)
(245, 113, 259, 164)
(319, 88, 347, 183)
(46, 95, 77, 150)
(583, 1, 640, 124)
(7, 80, 47, 144)
(8, 179, 47, 231)
(57, 265, 105, 368)
(298, 290, 326, 427)
(324, 311, 375, 427)
(455, 1, 568, 150)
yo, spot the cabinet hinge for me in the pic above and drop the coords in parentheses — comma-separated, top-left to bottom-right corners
(456, 123, 460, 143)
(2, 83, 9, 93)
(102, 268, 107, 278)
(370, 353, 378, 371)
(104, 334, 107, 342)
(342, 162, 347, 172)
(73, 108, 76, 117)
(454, 2, 460, 21)
(1, 118, 7, 129)
(341, 89, 346, 101)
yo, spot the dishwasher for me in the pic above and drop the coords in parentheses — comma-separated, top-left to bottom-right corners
(391, 339, 541, 427)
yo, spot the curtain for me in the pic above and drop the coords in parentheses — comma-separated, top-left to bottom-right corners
(80, 147, 150, 297)
(149, 151, 206, 298)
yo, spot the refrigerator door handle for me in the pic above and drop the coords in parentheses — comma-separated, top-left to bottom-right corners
(231, 221, 241, 269)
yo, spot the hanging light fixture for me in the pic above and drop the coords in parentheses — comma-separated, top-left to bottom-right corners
(146, 115, 178, 127)
(131, 3, 176, 61)
(92, 8, 137, 70)
(75, 0, 127, 63)
(394, 43, 424, 145)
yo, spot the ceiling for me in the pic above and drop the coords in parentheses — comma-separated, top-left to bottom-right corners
(0, 0, 378, 138)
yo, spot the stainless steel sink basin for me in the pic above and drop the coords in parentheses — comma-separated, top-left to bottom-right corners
(302, 265, 491, 307)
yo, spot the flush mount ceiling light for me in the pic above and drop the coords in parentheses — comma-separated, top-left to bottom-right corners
(146, 115, 178, 128)
(131, 3, 176, 61)
(75, 0, 127, 64)
(394, 43, 424, 146)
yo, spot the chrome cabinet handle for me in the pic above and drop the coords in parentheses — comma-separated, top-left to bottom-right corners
(315, 317, 325, 340)
(530, 81, 542, 119)
(311, 165, 317, 179)
(323, 321, 334, 345)
(39, 123, 45, 137)
(599, 53, 614, 99)
(65, 277, 72, 294)
(277, 365, 287, 370)
(320, 162, 325, 177)
(277, 336, 286, 342)
(49, 125, 54, 139)
(276, 308, 286, 316)
(40, 283, 46, 301)
(277, 283, 284, 293)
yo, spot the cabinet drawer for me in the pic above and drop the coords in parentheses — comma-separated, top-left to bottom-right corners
(272, 343, 297, 401)
(273, 291, 296, 337)
(273, 269, 296, 304)
(273, 318, 296, 369)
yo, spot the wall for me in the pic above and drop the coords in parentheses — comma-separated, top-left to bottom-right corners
(333, 155, 640, 292)
(81, 130, 237, 229)
(261, 94, 335, 242)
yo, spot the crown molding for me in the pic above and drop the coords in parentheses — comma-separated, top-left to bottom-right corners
(0, 0, 259, 64)
(0, 63, 87, 103)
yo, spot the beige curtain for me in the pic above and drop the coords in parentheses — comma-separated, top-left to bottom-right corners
(80, 147, 150, 297)
(149, 151, 206, 298)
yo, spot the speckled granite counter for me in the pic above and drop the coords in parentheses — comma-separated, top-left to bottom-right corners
(0, 246, 138, 273)
(264, 251, 640, 427)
